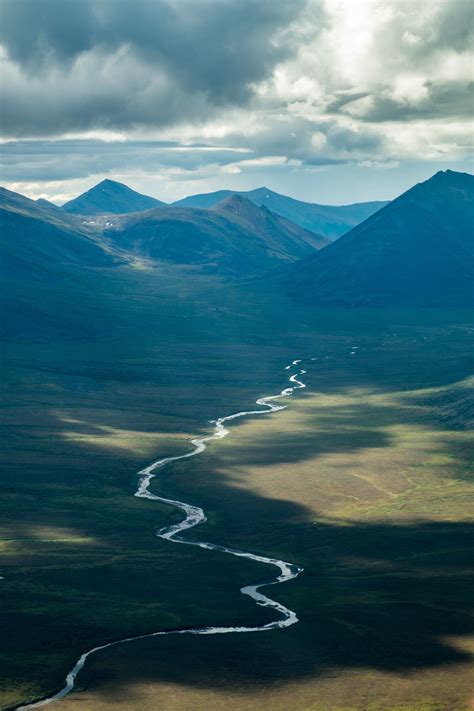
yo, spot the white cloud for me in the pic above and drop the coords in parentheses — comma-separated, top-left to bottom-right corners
(1, 0, 472, 198)
(390, 75, 429, 105)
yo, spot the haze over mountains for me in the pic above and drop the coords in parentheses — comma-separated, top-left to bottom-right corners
(174, 187, 388, 239)
(0, 184, 327, 284)
(47, 179, 387, 240)
(277, 170, 474, 307)
(1, 170, 472, 318)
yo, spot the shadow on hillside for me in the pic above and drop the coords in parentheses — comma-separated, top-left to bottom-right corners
(3, 395, 473, 706)
(1, 309, 473, 706)
(72, 514, 473, 703)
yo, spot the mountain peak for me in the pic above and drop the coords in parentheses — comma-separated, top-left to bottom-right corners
(216, 193, 258, 211)
(278, 169, 474, 308)
(249, 186, 275, 198)
(62, 179, 164, 215)
(211, 192, 329, 251)
(36, 197, 61, 210)
(417, 169, 473, 191)
(97, 178, 125, 189)
(213, 193, 271, 224)
(435, 168, 471, 181)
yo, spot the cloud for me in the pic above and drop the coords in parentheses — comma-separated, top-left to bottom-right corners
(0, 139, 255, 182)
(0, 0, 472, 198)
(0, 0, 308, 135)
(340, 79, 474, 124)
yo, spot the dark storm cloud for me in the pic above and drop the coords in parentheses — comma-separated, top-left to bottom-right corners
(0, 0, 96, 68)
(0, 0, 471, 187)
(0, 0, 308, 136)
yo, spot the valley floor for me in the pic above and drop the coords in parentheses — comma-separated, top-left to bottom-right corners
(1, 269, 473, 711)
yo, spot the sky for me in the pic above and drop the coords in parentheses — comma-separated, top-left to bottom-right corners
(1, 0, 473, 205)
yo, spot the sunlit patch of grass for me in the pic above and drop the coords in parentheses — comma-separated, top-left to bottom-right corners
(2, 303, 473, 710)
(195, 382, 472, 525)
(57, 415, 188, 455)
(0, 525, 99, 550)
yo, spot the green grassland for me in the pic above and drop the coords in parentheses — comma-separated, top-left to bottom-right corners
(1, 263, 473, 710)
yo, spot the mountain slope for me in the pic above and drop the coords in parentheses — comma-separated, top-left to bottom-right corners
(0, 186, 120, 279)
(2, 187, 69, 224)
(174, 189, 235, 208)
(62, 179, 164, 215)
(103, 196, 327, 276)
(275, 170, 474, 307)
(213, 194, 329, 251)
(36, 197, 62, 212)
(174, 187, 388, 239)
(0, 187, 126, 339)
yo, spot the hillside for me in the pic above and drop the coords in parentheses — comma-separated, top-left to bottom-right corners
(174, 186, 388, 239)
(0, 187, 123, 338)
(62, 179, 164, 215)
(213, 194, 329, 251)
(276, 170, 474, 307)
(1, 187, 70, 224)
(36, 197, 62, 212)
(0, 186, 117, 271)
(103, 196, 327, 275)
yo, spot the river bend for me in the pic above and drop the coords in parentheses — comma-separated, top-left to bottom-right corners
(16, 362, 307, 709)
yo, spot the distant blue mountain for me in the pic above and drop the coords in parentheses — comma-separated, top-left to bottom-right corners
(173, 187, 388, 239)
(62, 179, 165, 215)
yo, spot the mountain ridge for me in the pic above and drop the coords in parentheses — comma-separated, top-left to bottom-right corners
(35, 179, 389, 238)
(275, 170, 474, 307)
(173, 186, 388, 239)
(0, 186, 120, 272)
(102, 196, 328, 275)
(212, 194, 329, 251)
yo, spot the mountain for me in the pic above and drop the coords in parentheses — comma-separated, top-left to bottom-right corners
(173, 187, 388, 239)
(1, 186, 84, 235)
(274, 170, 474, 307)
(0, 186, 120, 279)
(175, 189, 235, 208)
(103, 196, 327, 276)
(2, 187, 63, 221)
(62, 179, 164, 215)
(36, 197, 62, 211)
(0, 186, 124, 339)
(213, 194, 329, 251)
